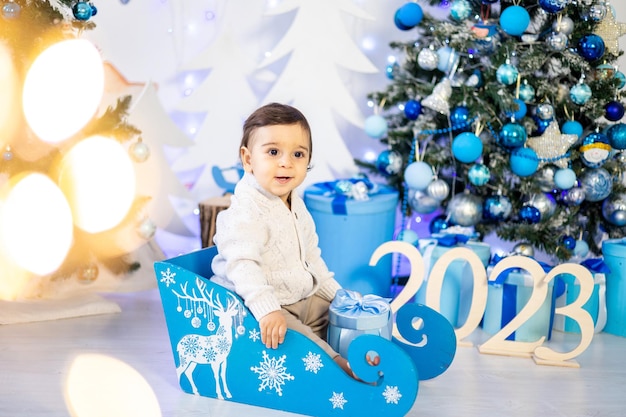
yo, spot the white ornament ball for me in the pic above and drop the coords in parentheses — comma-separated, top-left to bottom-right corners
(404, 161, 433, 190)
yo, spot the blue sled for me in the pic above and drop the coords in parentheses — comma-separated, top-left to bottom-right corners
(154, 246, 419, 417)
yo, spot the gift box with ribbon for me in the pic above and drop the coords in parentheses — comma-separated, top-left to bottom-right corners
(414, 231, 491, 328)
(327, 289, 392, 359)
(304, 179, 398, 297)
(601, 238, 626, 337)
(553, 258, 608, 334)
(482, 265, 555, 342)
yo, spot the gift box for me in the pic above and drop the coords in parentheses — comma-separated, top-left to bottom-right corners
(414, 236, 491, 328)
(553, 260, 608, 334)
(482, 269, 554, 342)
(304, 180, 398, 297)
(601, 238, 626, 337)
(327, 289, 392, 359)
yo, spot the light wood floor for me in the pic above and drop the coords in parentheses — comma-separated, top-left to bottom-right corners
(1, 288, 624, 417)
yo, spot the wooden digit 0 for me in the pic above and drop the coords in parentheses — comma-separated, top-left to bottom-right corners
(533, 263, 595, 368)
(425, 247, 488, 347)
(478, 256, 549, 358)
(369, 241, 425, 345)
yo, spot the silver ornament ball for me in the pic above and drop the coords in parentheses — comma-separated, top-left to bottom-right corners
(426, 179, 450, 201)
(446, 192, 483, 226)
(513, 242, 535, 257)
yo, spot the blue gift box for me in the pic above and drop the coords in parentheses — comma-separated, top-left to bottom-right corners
(414, 237, 491, 328)
(601, 238, 626, 337)
(482, 270, 554, 342)
(304, 181, 398, 297)
(327, 289, 392, 359)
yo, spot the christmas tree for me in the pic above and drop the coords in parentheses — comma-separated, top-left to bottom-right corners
(360, 0, 626, 261)
(0, 1, 153, 299)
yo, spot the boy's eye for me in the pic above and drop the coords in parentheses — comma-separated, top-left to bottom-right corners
(294, 151, 304, 158)
(269, 149, 279, 156)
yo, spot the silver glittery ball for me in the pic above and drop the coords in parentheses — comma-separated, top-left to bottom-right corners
(564, 187, 586, 206)
(417, 48, 439, 71)
(409, 191, 440, 214)
(536, 103, 555, 120)
(446, 192, 483, 226)
(602, 193, 626, 226)
(552, 16, 574, 35)
(536, 166, 557, 192)
(137, 218, 157, 239)
(588, 4, 607, 21)
(426, 179, 450, 201)
(546, 32, 568, 51)
(513, 242, 535, 257)
(529, 193, 557, 220)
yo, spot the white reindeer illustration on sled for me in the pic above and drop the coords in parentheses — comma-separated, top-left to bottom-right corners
(154, 246, 456, 417)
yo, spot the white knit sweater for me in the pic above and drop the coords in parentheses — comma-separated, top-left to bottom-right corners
(211, 172, 342, 320)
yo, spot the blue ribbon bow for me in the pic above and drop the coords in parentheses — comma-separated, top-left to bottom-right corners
(580, 258, 611, 274)
(306, 177, 392, 215)
(329, 289, 391, 330)
(434, 233, 470, 247)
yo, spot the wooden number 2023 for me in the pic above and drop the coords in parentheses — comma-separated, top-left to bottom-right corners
(369, 241, 595, 367)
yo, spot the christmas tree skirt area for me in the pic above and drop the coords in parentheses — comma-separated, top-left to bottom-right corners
(0, 293, 121, 325)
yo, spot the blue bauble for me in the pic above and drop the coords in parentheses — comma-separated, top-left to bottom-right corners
(90, 4, 98, 16)
(437, 46, 459, 73)
(450, 106, 470, 129)
(466, 69, 484, 87)
(608, 123, 626, 150)
(364, 115, 388, 139)
(394, 2, 424, 30)
(574, 240, 590, 258)
(404, 161, 433, 190)
(398, 229, 419, 245)
(498, 122, 527, 148)
(605, 101, 625, 122)
(376, 150, 403, 175)
(562, 120, 584, 138)
(519, 83, 535, 103)
(569, 83, 592, 105)
(538, 0, 568, 14)
(505, 99, 527, 120)
(554, 168, 577, 190)
(580, 132, 611, 168)
(484, 195, 512, 221)
(561, 235, 576, 250)
(615, 71, 626, 89)
(429, 214, 450, 234)
(579, 168, 613, 202)
(519, 205, 541, 223)
(533, 116, 552, 135)
(577, 34, 605, 61)
(72, 2, 93, 20)
(500, 5, 530, 36)
(510, 147, 539, 177)
(450, 0, 472, 21)
(602, 193, 626, 226)
(404, 99, 423, 120)
(452, 132, 483, 163)
(496, 63, 519, 85)
(468, 163, 490, 186)
(386, 62, 400, 80)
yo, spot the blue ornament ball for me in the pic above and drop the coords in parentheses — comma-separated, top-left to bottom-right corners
(577, 34, 605, 61)
(519, 83, 535, 103)
(364, 115, 388, 139)
(605, 101, 625, 122)
(554, 168, 577, 190)
(468, 163, 490, 186)
(394, 2, 424, 30)
(404, 99, 422, 120)
(608, 123, 626, 150)
(398, 229, 419, 245)
(579, 167, 613, 202)
(437, 46, 459, 73)
(496, 63, 519, 85)
(569, 83, 592, 105)
(500, 6, 530, 36)
(505, 99, 527, 120)
(466, 69, 484, 87)
(484, 195, 513, 221)
(452, 132, 483, 163)
(602, 193, 626, 226)
(450, 106, 470, 128)
(386, 62, 400, 80)
(574, 240, 590, 258)
(498, 122, 527, 148)
(450, 0, 472, 21)
(72, 1, 93, 20)
(533, 116, 552, 135)
(376, 150, 403, 175)
(562, 120, 584, 138)
(538, 0, 568, 14)
(520, 205, 541, 223)
(580, 132, 611, 168)
(615, 71, 626, 89)
(561, 235, 576, 250)
(510, 147, 539, 177)
(429, 214, 450, 234)
(404, 161, 433, 190)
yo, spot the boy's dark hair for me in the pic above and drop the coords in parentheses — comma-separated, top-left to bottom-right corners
(240, 103, 313, 162)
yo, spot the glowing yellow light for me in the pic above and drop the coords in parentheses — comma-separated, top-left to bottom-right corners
(0, 41, 19, 148)
(0, 173, 73, 276)
(22, 39, 104, 143)
(65, 354, 162, 417)
(58, 136, 136, 234)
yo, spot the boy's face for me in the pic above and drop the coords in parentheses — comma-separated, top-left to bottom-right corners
(240, 123, 311, 205)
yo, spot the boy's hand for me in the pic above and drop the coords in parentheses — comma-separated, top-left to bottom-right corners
(259, 310, 287, 349)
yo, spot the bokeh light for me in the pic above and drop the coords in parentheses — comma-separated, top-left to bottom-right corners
(58, 136, 136, 234)
(0, 173, 73, 276)
(22, 39, 105, 143)
(0, 41, 19, 148)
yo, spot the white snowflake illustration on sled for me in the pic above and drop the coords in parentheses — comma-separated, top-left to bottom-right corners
(303, 351, 324, 374)
(250, 350, 295, 396)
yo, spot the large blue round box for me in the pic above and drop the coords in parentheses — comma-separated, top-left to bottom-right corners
(304, 183, 398, 297)
(601, 238, 626, 337)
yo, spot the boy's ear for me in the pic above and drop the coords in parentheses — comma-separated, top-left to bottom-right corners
(240, 146, 252, 172)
